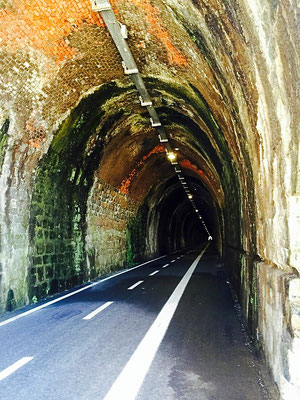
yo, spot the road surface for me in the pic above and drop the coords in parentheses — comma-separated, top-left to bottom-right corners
(0, 247, 276, 400)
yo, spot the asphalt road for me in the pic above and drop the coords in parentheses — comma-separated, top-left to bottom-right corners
(0, 247, 276, 400)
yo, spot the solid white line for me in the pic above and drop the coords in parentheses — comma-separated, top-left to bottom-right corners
(162, 264, 169, 268)
(103, 246, 207, 400)
(149, 270, 159, 276)
(0, 254, 167, 328)
(82, 301, 113, 321)
(128, 281, 144, 290)
(0, 357, 33, 381)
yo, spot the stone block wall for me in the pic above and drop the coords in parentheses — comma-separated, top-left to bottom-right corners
(28, 150, 89, 302)
(257, 262, 300, 400)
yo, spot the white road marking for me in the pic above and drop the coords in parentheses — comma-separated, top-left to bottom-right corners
(0, 254, 167, 328)
(149, 270, 159, 276)
(82, 301, 113, 320)
(171, 260, 176, 263)
(176, 256, 180, 260)
(0, 357, 33, 381)
(128, 281, 144, 290)
(162, 264, 169, 268)
(103, 246, 207, 400)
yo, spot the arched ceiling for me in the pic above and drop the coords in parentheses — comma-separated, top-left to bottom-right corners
(1, 0, 277, 256)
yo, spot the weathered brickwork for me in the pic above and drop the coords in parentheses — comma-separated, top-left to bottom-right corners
(86, 178, 140, 277)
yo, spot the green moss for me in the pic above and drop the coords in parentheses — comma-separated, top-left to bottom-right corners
(28, 82, 132, 301)
(6, 289, 16, 311)
(52, 82, 128, 157)
(0, 119, 9, 172)
(126, 203, 149, 267)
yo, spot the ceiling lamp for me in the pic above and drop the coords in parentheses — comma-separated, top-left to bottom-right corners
(167, 152, 177, 162)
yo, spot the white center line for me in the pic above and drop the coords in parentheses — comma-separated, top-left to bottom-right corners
(171, 260, 176, 263)
(0, 357, 33, 381)
(103, 246, 207, 400)
(162, 263, 169, 268)
(83, 301, 113, 320)
(128, 281, 144, 290)
(149, 270, 159, 276)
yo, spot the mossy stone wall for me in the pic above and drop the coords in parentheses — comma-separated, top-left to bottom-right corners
(28, 150, 89, 301)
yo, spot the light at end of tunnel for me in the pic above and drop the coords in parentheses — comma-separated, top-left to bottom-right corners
(167, 152, 177, 162)
(188, 194, 193, 199)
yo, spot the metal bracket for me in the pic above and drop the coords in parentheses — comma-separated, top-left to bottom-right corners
(150, 118, 161, 128)
(119, 23, 128, 39)
(91, 0, 112, 12)
(158, 135, 168, 143)
(122, 61, 138, 75)
(139, 96, 152, 107)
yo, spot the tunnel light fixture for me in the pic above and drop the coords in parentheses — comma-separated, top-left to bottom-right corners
(208, 236, 213, 241)
(195, 209, 199, 212)
(174, 147, 179, 151)
(188, 194, 193, 199)
(167, 152, 176, 162)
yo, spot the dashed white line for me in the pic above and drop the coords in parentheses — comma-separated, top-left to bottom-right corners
(103, 246, 207, 400)
(171, 260, 176, 263)
(162, 264, 169, 268)
(176, 256, 180, 260)
(83, 301, 113, 320)
(0, 357, 33, 381)
(0, 254, 167, 328)
(149, 270, 159, 276)
(128, 281, 144, 290)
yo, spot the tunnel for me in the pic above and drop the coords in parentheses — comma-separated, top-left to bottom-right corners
(0, 1, 299, 399)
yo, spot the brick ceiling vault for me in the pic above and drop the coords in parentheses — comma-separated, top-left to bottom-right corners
(0, 0, 298, 257)
(0, 0, 253, 245)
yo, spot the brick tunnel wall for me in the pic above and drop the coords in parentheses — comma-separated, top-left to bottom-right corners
(86, 178, 140, 278)
(0, 1, 299, 399)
